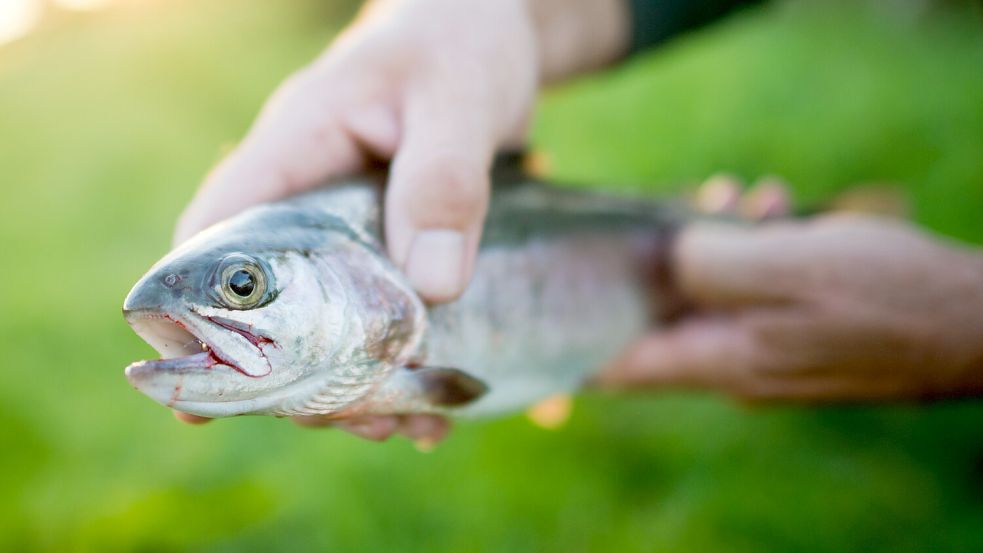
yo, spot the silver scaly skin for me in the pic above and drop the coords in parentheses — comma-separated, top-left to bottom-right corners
(123, 164, 683, 419)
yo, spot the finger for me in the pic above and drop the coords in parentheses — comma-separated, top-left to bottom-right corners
(695, 173, 743, 215)
(173, 410, 211, 424)
(289, 414, 337, 428)
(330, 416, 402, 441)
(385, 85, 496, 303)
(673, 223, 797, 307)
(291, 413, 450, 444)
(742, 176, 791, 220)
(597, 316, 759, 390)
(174, 72, 398, 245)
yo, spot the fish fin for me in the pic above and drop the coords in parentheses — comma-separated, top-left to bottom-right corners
(410, 366, 488, 407)
(355, 365, 488, 415)
(526, 394, 573, 430)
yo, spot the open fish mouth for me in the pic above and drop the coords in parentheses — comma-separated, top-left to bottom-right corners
(124, 313, 239, 376)
(124, 312, 292, 417)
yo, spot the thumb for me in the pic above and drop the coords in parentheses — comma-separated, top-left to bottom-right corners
(597, 317, 759, 390)
(384, 88, 496, 303)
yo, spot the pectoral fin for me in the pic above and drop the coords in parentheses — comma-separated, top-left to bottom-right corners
(412, 366, 488, 406)
(355, 365, 488, 415)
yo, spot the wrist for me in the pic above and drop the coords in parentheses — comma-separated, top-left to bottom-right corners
(526, 0, 630, 83)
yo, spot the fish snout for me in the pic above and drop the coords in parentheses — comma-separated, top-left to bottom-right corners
(123, 269, 191, 318)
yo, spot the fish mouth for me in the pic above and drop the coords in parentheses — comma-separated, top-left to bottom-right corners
(124, 312, 243, 376)
(124, 311, 285, 416)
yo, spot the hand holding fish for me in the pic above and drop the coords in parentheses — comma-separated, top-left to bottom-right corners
(601, 215, 983, 401)
(165, 0, 630, 439)
(174, 0, 627, 300)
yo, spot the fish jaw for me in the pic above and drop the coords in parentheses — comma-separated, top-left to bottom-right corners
(122, 310, 278, 416)
(125, 354, 263, 417)
(125, 359, 315, 418)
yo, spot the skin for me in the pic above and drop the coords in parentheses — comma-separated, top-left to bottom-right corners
(173, 0, 983, 441)
(601, 210, 983, 401)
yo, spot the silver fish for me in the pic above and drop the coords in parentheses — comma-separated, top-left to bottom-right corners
(123, 163, 682, 419)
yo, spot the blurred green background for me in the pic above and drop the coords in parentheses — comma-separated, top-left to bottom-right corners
(2, 0, 983, 551)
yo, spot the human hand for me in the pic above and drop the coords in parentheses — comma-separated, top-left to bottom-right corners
(600, 214, 983, 402)
(176, 0, 540, 302)
(171, 0, 629, 441)
(175, 0, 628, 300)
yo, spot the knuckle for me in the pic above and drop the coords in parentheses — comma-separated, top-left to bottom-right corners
(405, 159, 489, 227)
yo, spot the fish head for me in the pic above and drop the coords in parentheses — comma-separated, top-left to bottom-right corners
(123, 204, 426, 418)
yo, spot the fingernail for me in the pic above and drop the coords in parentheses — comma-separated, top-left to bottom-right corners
(404, 229, 467, 302)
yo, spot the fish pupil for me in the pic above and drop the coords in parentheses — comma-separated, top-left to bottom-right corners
(229, 270, 255, 297)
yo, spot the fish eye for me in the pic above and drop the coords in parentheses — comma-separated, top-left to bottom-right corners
(218, 255, 269, 309)
(228, 269, 255, 297)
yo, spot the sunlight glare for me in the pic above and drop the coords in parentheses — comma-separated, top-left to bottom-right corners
(54, 0, 114, 11)
(0, 0, 41, 46)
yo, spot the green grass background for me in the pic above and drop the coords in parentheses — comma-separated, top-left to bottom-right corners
(1, 0, 983, 551)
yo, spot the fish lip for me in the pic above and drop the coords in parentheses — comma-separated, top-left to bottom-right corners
(150, 374, 323, 418)
(123, 357, 278, 416)
(124, 311, 250, 377)
(125, 351, 217, 375)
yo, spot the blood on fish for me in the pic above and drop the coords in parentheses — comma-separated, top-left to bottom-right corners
(158, 314, 253, 375)
(201, 316, 276, 377)
(206, 316, 278, 349)
(168, 374, 184, 408)
(164, 314, 189, 331)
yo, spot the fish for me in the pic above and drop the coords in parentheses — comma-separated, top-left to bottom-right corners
(122, 158, 684, 419)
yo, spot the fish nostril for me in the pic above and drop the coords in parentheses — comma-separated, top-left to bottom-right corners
(163, 273, 181, 288)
